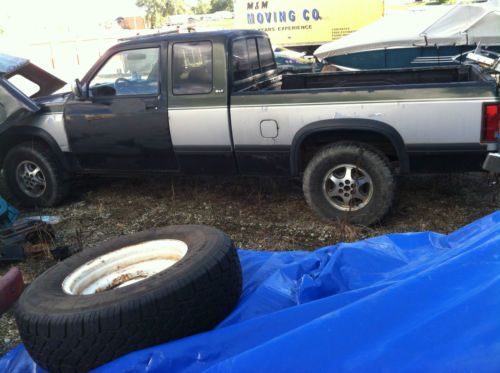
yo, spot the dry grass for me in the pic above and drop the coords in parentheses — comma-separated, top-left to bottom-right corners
(0, 172, 499, 355)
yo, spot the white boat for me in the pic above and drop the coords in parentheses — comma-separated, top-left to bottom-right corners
(314, 1, 500, 70)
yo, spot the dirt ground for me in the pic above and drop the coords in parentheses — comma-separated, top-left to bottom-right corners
(0, 172, 499, 356)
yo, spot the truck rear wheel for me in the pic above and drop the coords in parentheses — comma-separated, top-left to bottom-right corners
(303, 144, 394, 226)
(3, 142, 69, 207)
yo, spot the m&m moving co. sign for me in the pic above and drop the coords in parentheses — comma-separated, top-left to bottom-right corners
(234, 0, 384, 47)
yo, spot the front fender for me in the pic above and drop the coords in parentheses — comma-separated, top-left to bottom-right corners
(0, 125, 73, 171)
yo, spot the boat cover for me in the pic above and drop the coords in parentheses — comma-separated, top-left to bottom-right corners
(2, 212, 500, 372)
(315, 2, 500, 60)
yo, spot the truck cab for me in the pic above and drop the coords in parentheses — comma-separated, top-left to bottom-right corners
(64, 30, 277, 175)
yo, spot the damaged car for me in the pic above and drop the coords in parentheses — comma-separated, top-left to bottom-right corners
(0, 53, 67, 206)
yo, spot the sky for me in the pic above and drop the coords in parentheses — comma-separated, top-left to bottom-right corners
(1, 0, 199, 23)
(0, 0, 420, 38)
(0, 0, 202, 77)
(0, 0, 421, 78)
(1, 0, 144, 34)
(0, 0, 206, 38)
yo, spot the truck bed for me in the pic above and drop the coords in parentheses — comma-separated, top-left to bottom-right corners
(279, 65, 494, 91)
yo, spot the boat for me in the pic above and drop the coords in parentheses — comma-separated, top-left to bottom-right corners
(314, 1, 500, 70)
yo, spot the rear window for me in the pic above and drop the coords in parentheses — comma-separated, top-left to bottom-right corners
(172, 41, 213, 95)
(232, 39, 251, 82)
(257, 37, 275, 71)
(247, 38, 260, 75)
(232, 37, 276, 84)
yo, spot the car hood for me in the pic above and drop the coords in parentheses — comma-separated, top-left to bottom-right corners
(0, 53, 66, 126)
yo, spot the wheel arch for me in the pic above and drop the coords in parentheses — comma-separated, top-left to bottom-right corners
(290, 118, 409, 176)
(0, 126, 73, 171)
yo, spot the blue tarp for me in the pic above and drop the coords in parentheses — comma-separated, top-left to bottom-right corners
(2, 212, 500, 372)
(0, 196, 19, 229)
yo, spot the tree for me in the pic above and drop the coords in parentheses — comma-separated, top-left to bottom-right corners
(136, 0, 188, 28)
(210, 0, 233, 12)
(136, 0, 166, 28)
(166, 0, 188, 16)
(192, 0, 211, 14)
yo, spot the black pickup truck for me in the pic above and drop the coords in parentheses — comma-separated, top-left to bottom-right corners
(1, 30, 499, 225)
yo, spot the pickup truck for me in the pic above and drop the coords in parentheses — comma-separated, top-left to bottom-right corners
(1, 30, 499, 225)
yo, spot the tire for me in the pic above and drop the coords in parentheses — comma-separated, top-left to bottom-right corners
(14, 225, 242, 373)
(303, 144, 394, 226)
(3, 141, 69, 207)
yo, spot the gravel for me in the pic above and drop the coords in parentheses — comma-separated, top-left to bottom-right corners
(1, 172, 499, 355)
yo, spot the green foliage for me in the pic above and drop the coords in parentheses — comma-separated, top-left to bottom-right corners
(192, 0, 211, 14)
(166, 0, 188, 15)
(210, 0, 234, 12)
(136, 0, 188, 28)
(136, 0, 166, 28)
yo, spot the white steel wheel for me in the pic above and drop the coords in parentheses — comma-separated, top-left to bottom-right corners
(15, 225, 242, 373)
(62, 239, 188, 295)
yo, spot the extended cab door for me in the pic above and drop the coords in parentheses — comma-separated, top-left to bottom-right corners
(64, 43, 178, 172)
(167, 39, 236, 174)
(229, 36, 289, 175)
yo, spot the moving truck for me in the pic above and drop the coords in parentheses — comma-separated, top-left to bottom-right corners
(233, 0, 384, 52)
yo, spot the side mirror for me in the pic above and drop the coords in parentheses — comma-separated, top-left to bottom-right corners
(90, 85, 116, 97)
(71, 79, 86, 99)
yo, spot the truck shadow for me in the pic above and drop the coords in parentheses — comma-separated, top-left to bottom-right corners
(0, 173, 498, 251)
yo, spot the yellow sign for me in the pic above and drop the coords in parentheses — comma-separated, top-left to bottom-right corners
(234, 0, 384, 47)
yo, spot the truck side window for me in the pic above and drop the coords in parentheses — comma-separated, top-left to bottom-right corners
(232, 39, 251, 82)
(89, 48, 159, 97)
(172, 41, 213, 95)
(257, 37, 275, 72)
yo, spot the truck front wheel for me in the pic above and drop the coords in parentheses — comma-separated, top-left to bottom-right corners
(303, 144, 394, 226)
(3, 142, 69, 207)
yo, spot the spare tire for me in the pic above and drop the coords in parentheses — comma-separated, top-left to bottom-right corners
(14, 225, 242, 373)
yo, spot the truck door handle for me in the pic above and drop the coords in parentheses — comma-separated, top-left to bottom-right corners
(145, 103, 158, 110)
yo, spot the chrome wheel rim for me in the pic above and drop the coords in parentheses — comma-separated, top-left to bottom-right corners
(16, 161, 46, 198)
(62, 239, 189, 295)
(323, 164, 374, 212)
